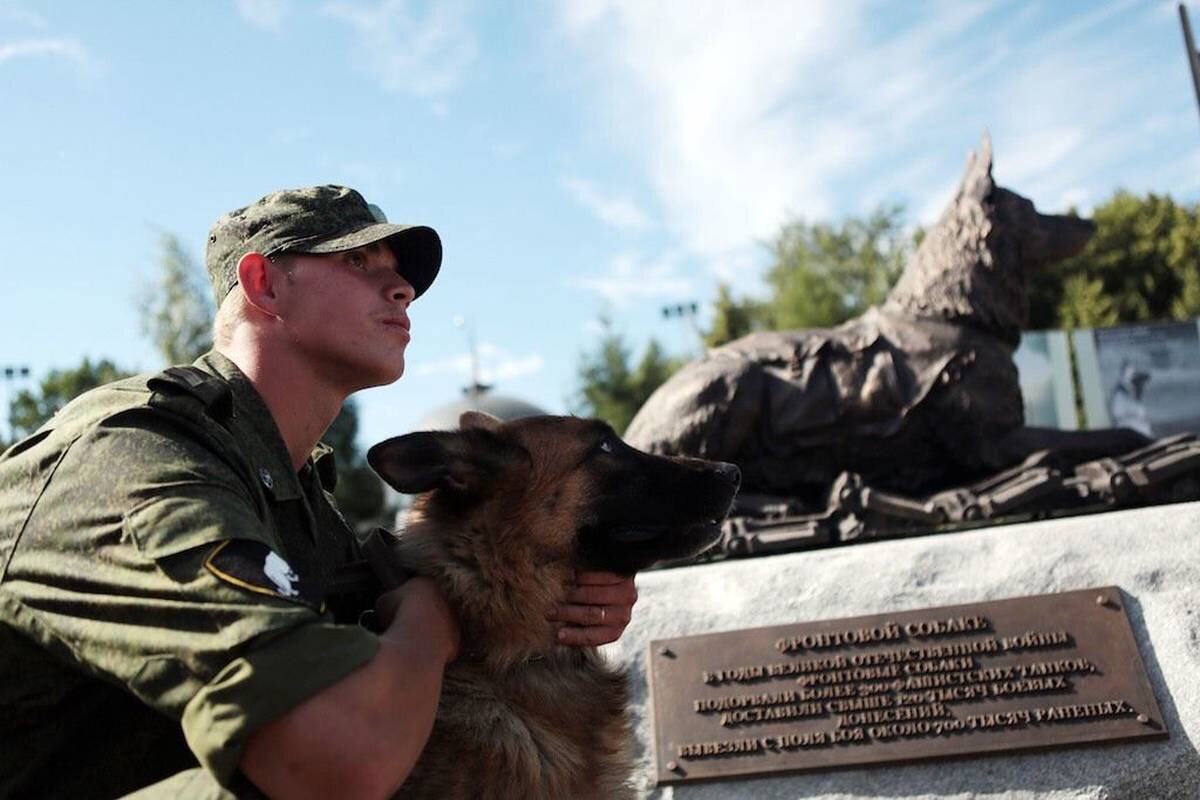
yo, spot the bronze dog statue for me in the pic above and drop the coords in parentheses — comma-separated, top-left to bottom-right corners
(626, 136, 1146, 506)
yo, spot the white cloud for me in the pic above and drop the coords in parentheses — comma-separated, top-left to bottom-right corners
(1001, 126, 1086, 189)
(0, 37, 90, 68)
(915, 173, 966, 227)
(580, 317, 608, 336)
(562, 176, 651, 232)
(322, 0, 477, 97)
(270, 125, 312, 145)
(489, 138, 524, 159)
(413, 341, 544, 384)
(234, 0, 290, 30)
(1155, 0, 1182, 20)
(1034, 0, 1142, 49)
(1173, 148, 1200, 196)
(556, 0, 873, 262)
(569, 251, 692, 306)
(0, 5, 48, 28)
(1054, 186, 1091, 214)
(413, 355, 470, 377)
(486, 354, 545, 383)
(988, 37, 1157, 210)
(555, 1, 1178, 271)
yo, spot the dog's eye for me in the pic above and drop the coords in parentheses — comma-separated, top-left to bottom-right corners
(598, 438, 615, 454)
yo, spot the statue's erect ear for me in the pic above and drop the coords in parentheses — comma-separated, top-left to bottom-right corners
(960, 129, 995, 203)
(367, 428, 528, 497)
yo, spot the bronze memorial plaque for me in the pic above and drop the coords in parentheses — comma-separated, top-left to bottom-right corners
(647, 587, 1166, 784)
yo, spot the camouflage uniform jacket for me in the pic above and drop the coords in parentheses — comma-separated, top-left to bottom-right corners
(0, 351, 381, 798)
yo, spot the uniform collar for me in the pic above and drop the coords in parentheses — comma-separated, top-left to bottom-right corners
(193, 350, 304, 502)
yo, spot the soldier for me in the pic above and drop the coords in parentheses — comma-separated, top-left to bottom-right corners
(0, 186, 638, 798)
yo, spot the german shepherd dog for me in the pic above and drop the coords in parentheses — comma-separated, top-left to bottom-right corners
(626, 134, 1147, 504)
(367, 412, 740, 799)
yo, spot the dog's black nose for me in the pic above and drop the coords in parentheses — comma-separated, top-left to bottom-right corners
(715, 461, 741, 487)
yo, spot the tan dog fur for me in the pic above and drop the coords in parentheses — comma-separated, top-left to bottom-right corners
(369, 412, 739, 798)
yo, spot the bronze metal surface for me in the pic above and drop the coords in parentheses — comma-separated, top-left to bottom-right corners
(647, 586, 1166, 785)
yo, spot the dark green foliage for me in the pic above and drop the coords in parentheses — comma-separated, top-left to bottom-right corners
(762, 204, 911, 330)
(322, 399, 387, 530)
(704, 283, 760, 348)
(574, 320, 682, 434)
(702, 206, 913, 348)
(7, 358, 133, 441)
(1055, 274, 1119, 329)
(137, 232, 215, 365)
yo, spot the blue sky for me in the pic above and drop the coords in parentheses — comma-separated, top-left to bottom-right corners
(3, 0, 1199, 450)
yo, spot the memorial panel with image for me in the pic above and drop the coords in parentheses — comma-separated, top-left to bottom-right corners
(1076, 321, 1200, 437)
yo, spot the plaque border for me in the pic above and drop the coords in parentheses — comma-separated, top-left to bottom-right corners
(647, 586, 1168, 785)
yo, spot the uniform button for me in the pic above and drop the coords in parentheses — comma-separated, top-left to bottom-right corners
(259, 468, 274, 490)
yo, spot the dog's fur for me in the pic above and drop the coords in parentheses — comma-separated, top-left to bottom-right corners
(625, 135, 1147, 503)
(367, 412, 739, 799)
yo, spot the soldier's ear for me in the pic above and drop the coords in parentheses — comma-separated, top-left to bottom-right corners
(368, 429, 529, 498)
(237, 252, 283, 317)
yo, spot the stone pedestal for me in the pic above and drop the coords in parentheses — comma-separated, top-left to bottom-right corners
(605, 502, 1200, 799)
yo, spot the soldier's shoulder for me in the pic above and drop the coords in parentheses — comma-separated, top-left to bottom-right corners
(145, 366, 235, 420)
(49, 366, 233, 435)
(40, 371, 158, 430)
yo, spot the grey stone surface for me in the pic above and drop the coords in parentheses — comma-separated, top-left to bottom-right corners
(604, 503, 1200, 799)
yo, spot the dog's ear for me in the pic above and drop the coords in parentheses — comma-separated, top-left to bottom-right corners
(460, 410, 502, 432)
(960, 129, 994, 203)
(367, 429, 528, 497)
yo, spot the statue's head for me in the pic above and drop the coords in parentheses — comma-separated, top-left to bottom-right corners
(885, 132, 1094, 347)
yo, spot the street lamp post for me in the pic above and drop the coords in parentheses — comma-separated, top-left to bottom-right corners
(453, 316, 489, 397)
(1181, 3, 1200, 128)
(661, 301, 704, 356)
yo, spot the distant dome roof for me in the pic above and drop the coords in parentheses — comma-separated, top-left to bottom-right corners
(414, 389, 548, 432)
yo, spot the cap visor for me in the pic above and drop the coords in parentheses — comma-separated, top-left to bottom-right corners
(297, 223, 442, 298)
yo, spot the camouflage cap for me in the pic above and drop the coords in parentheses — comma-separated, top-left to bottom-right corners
(205, 185, 441, 304)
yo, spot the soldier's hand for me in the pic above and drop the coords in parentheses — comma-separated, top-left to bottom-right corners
(550, 571, 638, 647)
(375, 577, 461, 664)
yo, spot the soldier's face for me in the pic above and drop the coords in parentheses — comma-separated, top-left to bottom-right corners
(276, 242, 416, 392)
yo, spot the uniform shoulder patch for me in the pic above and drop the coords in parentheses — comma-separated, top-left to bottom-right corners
(147, 366, 234, 421)
(204, 540, 325, 611)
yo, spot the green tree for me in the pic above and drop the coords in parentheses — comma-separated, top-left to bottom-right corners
(1056, 275, 1119, 329)
(1173, 266, 1200, 319)
(137, 232, 215, 364)
(574, 320, 682, 434)
(704, 283, 758, 348)
(322, 398, 388, 531)
(7, 358, 133, 441)
(762, 205, 910, 330)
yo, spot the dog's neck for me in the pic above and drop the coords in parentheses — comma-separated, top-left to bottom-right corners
(883, 206, 1026, 349)
(396, 506, 579, 672)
